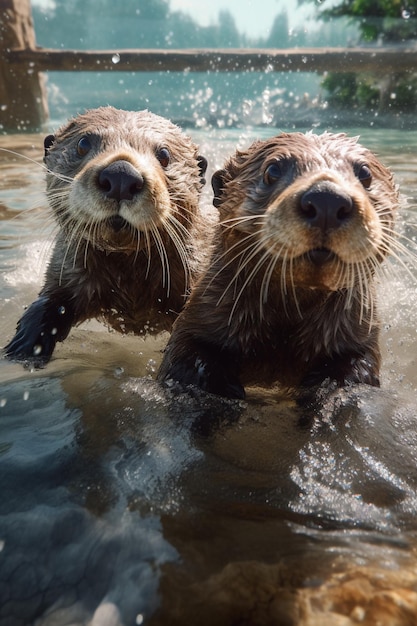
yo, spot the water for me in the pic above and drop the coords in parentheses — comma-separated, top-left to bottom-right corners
(2, 124, 417, 625)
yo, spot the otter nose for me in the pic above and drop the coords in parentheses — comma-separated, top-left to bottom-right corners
(300, 184, 353, 232)
(98, 160, 144, 201)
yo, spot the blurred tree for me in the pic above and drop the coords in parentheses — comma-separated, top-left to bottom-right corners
(266, 11, 290, 48)
(217, 10, 241, 47)
(31, 0, 244, 49)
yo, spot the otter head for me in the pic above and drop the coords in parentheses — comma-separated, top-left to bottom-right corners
(212, 132, 399, 293)
(43, 106, 207, 254)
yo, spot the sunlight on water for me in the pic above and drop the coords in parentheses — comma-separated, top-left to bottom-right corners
(2, 120, 417, 625)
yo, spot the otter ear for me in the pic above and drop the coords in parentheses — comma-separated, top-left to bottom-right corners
(197, 155, 208, 185)
(212, 168, 227, 208)
(43, 134, 55, 160)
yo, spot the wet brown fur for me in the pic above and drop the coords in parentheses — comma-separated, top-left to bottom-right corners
(158, 132, 399, 398)
(4, 106, 207, 362)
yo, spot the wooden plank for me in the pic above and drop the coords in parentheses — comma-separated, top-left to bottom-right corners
(5, 46, 417, 74)
(0, 0, 48, 130)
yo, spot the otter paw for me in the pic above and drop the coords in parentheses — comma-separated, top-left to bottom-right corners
(3, 297, 73, 365)
(159, 356, 245, 400)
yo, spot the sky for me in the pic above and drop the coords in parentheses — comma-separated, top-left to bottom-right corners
(32, 0, 311, 40)
(169, 0, 292, 38)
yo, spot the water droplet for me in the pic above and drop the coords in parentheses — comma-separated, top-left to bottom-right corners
(146, 359, 157, 375)
(112, 53, 121, 64)
(33, 345, 42, 356)
(402, 9, 411, 19)
(51, 328, 58, 335)
(23, 391, 29, 401)
(136, 615, 144, 625)
(0, 398, 7, 408)
(114, 366, 124, 379)
(58, 306, 66, 315)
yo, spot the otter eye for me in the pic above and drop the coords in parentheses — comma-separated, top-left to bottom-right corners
(263, 160, 282, 185)
(357, 164, 372, 189)
(157, 147, 170, 168)
(77, 136, 92, 157)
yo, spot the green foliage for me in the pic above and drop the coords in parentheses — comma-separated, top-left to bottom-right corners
(306, 0, 417, 112)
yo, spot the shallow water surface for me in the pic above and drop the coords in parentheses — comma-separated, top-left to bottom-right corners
(1, 126, 417, 625)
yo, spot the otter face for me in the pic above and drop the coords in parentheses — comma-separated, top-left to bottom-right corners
(212, 132, 398, 292)
(43, 107, 207, 253)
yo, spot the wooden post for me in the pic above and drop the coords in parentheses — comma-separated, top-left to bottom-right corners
(0, 0, 48, 131)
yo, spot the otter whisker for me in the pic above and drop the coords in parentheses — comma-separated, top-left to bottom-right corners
(288, 254, 302, 319)
(46, 171, 75, 185)
(355, 260, 375, 328)
(277, 251, 294, 319)
(206, 230, 261, 297)
(151, 223, 171, 296)
(144, 229, 153, 279)
(72, 219, 92, 269)
(133, 228, 142, 264)
(0, 148, 74, 185)
(379, 223, 417, 254)
(221, 214, 265, 230)
(335, 256, 351, 293)
(83, 223, 94, 268)
(165, 217, 191, 291)
(169, 222, 192, 271)
(59, 234, 75, 286)
(378, 236, 417, 285)
(227, 247, 273, 326)
(166, 217, 194, 270)
(217, 238, 266, 306)
(382, 227, 417, 257)
(217, 229, 261, 266)
(259, 253, 280, 318)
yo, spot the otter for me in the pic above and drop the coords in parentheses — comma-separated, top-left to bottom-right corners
(157, 132, 399, 399)
(4, 106, 207, 364)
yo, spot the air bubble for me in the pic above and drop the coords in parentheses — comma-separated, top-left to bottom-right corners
(33, 345, 42, 356)
(0, 398, 7, 408)
(58, 306, 66, 315)
(402, 9, 411, 19)
(23, 391, 29, 401)
(112, 53, 121, 64)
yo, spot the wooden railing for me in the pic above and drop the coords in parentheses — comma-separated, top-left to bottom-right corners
(6, 46, 417, 74)
(1, 0, 417, 131)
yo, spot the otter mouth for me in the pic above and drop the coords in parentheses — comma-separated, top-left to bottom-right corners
(307, 247, 336, 266)
(107, 215, 130, 232)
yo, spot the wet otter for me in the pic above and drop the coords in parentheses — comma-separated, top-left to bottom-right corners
(4, 106, 207, 364)
(158, 132, 399, 399)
